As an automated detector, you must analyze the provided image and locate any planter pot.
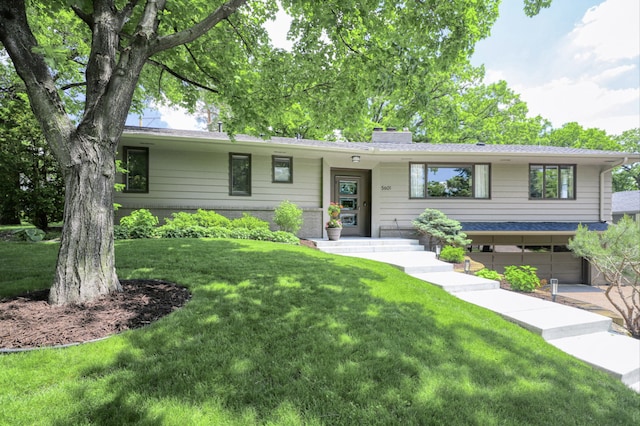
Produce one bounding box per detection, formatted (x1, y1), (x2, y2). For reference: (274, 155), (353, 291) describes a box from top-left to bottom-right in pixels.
(326, 227), (342, 241)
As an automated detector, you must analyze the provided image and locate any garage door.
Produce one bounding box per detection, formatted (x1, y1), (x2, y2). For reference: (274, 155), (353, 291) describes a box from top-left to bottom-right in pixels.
(468, 235), (584, 284)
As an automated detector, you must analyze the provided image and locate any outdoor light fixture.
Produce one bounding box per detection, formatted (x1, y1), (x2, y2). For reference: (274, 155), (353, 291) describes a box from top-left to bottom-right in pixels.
(351, 155), (361, 163)
(464, 259), (471, 274)
(550, 278), (559, 302)
(434, 245), (441, 259)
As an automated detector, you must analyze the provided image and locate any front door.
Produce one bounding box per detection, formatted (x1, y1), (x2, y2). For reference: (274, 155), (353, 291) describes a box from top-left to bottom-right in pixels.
(332, 169), (371, 237)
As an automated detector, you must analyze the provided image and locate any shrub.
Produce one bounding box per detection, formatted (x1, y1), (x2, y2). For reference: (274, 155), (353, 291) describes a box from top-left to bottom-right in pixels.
(192, 209), (231, 228)
(439, 246), (465, 263)
(475, 268), (502, 281)
(118, 209), (158, 239)
(230, 213), (269, 230)
(504, 265), (540, 292)
(12, 228), (45, 242)
(248, 228), (275, 241)
(273, 201), (303, 234)
(164, 211), (198, 228)
(271, 231), (300, 244)
(413, 208), (471, 248)
(229, 228), (253, 239)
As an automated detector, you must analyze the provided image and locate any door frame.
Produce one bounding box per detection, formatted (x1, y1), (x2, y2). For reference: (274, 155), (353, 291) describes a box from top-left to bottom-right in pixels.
(330, 168), (372, 237)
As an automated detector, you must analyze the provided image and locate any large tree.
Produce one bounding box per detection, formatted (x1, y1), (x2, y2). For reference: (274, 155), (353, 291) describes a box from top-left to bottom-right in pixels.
(0, 0), (550, 305)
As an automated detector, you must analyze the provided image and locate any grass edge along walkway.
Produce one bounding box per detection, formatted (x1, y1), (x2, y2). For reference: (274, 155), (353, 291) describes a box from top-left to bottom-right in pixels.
(1, 238), (638, 425)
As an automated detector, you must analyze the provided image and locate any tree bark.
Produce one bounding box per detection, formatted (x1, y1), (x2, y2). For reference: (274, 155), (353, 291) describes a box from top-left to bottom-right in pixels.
(48, 135), (121, 305)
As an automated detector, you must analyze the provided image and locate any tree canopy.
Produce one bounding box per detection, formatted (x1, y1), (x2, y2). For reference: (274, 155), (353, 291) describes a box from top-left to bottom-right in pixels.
(2, 0), (531, 304)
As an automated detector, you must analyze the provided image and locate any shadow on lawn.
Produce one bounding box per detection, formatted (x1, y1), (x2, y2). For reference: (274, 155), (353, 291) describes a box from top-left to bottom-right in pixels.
(65, 240), (638, 425)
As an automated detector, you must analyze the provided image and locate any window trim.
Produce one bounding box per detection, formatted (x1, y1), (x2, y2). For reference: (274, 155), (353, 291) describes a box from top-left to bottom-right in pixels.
(409, 162), (491, 199)
(529, 164), (576, 200)
(272, 155), (293, 183)
(122, 146), (149, 193)
(229, 153), (252, 196)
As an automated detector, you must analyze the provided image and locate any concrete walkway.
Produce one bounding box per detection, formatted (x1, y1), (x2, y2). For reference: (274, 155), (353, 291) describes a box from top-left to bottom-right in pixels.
(313, 238), (640, 392)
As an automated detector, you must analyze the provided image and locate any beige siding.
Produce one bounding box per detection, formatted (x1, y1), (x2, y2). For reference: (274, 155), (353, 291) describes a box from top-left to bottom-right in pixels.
(116, 147), (322, 210)
(375, 163), (606, 229)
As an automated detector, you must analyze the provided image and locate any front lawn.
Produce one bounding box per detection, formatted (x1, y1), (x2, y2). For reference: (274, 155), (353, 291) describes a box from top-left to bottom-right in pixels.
(0, 239), (638, 425)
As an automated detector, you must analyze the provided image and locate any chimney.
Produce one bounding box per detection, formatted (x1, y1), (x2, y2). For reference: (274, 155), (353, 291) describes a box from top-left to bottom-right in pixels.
(371, 128), (412, 144)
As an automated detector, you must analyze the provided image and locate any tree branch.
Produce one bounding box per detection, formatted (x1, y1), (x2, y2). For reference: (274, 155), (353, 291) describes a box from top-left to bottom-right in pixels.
(152, 0), (248, 55)
(147, 58), (219, 94)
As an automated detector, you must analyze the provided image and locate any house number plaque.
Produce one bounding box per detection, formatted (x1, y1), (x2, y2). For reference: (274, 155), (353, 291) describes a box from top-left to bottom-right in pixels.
(381, 186), (392, 191)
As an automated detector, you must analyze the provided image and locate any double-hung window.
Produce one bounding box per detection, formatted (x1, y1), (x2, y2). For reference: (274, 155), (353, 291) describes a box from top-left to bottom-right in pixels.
(529, 164), (575, 199)
(229, 153), (251, 196)
(410, 163), (490, 199)
(123, 146), (149, 193)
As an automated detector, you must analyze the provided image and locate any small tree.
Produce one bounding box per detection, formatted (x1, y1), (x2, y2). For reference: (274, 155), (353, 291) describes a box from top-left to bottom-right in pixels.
(273, 201), (303, 235)
(568, 216), (640, 338)
(413, 208), (471, 249)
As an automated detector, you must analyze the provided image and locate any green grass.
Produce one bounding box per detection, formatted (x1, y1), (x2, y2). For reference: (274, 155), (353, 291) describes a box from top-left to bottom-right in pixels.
(1, 238), (638, 425)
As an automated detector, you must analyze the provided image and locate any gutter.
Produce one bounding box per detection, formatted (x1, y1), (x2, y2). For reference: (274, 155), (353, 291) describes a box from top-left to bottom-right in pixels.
(600, 157), (628, 222)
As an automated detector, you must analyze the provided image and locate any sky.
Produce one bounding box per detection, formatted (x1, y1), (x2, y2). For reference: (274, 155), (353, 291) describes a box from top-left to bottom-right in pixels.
(129, 0), (640, 136)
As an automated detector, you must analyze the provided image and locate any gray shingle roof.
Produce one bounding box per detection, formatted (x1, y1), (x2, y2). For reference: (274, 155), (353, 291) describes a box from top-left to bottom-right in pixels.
(461, 222), (609, 232)
(612, 191), (640, 214)
(123, 126), (638, 158)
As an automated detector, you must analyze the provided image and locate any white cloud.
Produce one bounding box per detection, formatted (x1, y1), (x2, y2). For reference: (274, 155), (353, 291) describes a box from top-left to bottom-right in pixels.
(570, 0), (640, 62)
(154, 103), (202, 130)
(515, 77), (640, 134)
(264, 8), (293, 51)
(592, 64), (637, 83)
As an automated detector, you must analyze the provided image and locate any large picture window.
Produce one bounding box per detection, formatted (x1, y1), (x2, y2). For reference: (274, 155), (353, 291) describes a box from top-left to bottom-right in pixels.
(229, 153), (251, 196)
(410, 163), (490, 199)
(529, 164), (575, 199)
(123, 146), (149, 193)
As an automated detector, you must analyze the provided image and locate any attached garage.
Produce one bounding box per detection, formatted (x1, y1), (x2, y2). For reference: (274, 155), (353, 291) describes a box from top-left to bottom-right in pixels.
(462, 222), (608, 285)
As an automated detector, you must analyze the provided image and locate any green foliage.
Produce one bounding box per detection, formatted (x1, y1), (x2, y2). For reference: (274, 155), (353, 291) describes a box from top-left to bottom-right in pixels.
(230, 212), (270, 230)
(273, 200), (303, 234)
(126, 209), (299, 244)
(192, 209), (232, 228)
(475, 268), (502, 281)
(0, 65), (64, 228)
(568, 216), (640, 337)
(413, 209), (471, 248)
(504, 265), (541, 292)
(613, 128), (640, 191)
(118, 209), (159, 239)
(12, 228), (45, 242)
(439, 246), (465, 263)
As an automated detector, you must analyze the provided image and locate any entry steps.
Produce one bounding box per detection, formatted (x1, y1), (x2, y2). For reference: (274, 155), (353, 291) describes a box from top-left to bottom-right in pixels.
(312, 237), (640, 392)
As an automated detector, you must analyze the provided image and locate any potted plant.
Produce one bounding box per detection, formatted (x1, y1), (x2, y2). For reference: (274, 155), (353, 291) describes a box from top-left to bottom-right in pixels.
(326, 202), (343, 240)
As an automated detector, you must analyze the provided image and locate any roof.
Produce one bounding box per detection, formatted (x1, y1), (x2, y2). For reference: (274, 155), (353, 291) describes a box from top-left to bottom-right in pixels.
(123, 126), (640, 162)
(461, 222), (609, 233)
(612, 191), (640, 214)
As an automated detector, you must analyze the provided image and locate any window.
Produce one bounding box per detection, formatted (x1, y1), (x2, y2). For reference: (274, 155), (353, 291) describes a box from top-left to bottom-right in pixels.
(410, 163), (490, 199)
(529, 164), (575, 199)
(229, 153), (251, 196)
(272, 156), (293, 183)
(123, 147), (149, 193)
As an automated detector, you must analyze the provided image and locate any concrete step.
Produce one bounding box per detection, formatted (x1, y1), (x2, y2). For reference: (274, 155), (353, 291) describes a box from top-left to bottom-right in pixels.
(457, 289), (613, 340)
(549, 331), (640, 390)
(343, 251), (454, 274)
(314, 238), (423, 254)
(412, 271), (500, 292)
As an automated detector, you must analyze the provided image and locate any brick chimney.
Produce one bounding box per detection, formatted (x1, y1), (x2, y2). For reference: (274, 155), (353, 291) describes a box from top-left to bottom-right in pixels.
(371, 128), (412, 144)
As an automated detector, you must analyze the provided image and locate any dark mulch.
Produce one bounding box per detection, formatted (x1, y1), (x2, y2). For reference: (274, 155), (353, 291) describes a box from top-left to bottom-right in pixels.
(0, 280), (191, 350)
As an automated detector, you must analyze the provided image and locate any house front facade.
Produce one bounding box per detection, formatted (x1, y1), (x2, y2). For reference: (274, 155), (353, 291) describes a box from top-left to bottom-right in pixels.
(115, 126), (639, 285)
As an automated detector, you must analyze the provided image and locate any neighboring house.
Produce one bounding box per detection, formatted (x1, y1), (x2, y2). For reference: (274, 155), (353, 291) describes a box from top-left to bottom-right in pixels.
(612, 190), (640, 222)
(116, 127), (640, 285)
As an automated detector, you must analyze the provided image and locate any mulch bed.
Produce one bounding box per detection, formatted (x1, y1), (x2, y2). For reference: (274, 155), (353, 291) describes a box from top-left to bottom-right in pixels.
(0, 280), (191, 350)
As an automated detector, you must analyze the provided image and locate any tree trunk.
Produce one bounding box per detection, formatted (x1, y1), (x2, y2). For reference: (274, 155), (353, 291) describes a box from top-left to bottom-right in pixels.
(48, 137), (121, 305)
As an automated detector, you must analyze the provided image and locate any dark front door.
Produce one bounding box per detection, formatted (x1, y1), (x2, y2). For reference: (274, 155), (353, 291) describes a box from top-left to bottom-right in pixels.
(332, 169), (371, 237)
